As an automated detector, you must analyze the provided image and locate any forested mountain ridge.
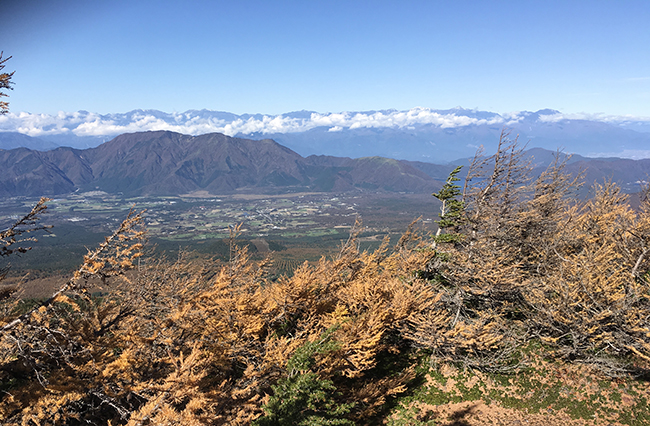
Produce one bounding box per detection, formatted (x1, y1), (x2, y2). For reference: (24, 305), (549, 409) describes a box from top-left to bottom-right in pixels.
(2, 129), (649, 198)
(0, 131), (443, 197)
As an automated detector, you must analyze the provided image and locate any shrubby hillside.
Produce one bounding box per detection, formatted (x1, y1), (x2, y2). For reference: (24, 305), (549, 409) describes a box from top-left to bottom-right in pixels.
(1, 132), (650, 425)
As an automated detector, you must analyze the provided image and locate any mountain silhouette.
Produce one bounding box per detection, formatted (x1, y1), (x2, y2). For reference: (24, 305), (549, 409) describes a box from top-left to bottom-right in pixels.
(0, 131), (442, 197)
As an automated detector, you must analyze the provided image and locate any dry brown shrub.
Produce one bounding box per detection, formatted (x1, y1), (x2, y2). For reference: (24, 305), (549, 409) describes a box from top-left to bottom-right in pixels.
(528, 181), (650, 371)
(407, 130), (650, 375)
(1, 209), (435, 424)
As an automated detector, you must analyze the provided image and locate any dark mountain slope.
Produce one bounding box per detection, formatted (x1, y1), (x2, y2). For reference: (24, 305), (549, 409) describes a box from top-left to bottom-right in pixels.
(4, 131), (650, 198)
(79, 131), (310, 195)
(564, 158), (650, 194)
(302, 155), (441, 193)
(0, 148), (75, 197)
(42, 147), (94, 186)
(0, 131), (444, 197)
(339, 157), (437, 193)
(408, 147), (650, 196)
(400, 161), (459, 182)
(0, 132), (59, 151)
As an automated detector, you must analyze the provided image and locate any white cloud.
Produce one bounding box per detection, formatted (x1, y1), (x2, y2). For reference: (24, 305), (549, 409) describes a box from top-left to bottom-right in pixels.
(3, 108), (502, 137)
(0, 112), (75, 136)
(4, 108), (650, 140)
(538, 111), (650, 124)
(501, 111), (528, 124)
(588, 149), (650, 160)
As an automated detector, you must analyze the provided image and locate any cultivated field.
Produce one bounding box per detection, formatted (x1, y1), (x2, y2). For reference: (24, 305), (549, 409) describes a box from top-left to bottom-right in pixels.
(0, 190), (439, 293)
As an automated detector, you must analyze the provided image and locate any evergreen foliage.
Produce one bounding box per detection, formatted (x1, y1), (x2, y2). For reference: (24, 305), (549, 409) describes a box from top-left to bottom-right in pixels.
(254, 326), (355, 426)
(431, 165), (464, 245)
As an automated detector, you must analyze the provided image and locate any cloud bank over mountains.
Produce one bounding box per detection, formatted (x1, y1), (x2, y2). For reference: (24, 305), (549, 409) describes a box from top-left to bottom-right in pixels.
(3, 107), (650, 162)
(0, 108), (505, 138)
(3, 107), (650, 140)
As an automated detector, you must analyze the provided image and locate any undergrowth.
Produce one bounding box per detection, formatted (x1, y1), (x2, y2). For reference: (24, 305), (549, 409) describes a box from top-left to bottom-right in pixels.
(389, 343), (650, 425)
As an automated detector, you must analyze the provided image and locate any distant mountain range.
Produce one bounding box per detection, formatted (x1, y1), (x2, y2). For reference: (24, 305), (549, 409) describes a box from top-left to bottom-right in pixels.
(1, 130), (649, 199)
(0, 131), (448, 198)
(2, 107), (650, 162)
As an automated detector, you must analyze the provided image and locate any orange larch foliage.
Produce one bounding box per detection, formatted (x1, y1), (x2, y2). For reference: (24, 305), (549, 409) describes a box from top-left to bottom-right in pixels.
(408, 132), (650, 375)
(1, 213), (434, 424)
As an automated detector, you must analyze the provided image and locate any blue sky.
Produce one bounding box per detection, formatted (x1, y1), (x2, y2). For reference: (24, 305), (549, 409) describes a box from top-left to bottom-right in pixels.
(2, 0), (650, 116)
